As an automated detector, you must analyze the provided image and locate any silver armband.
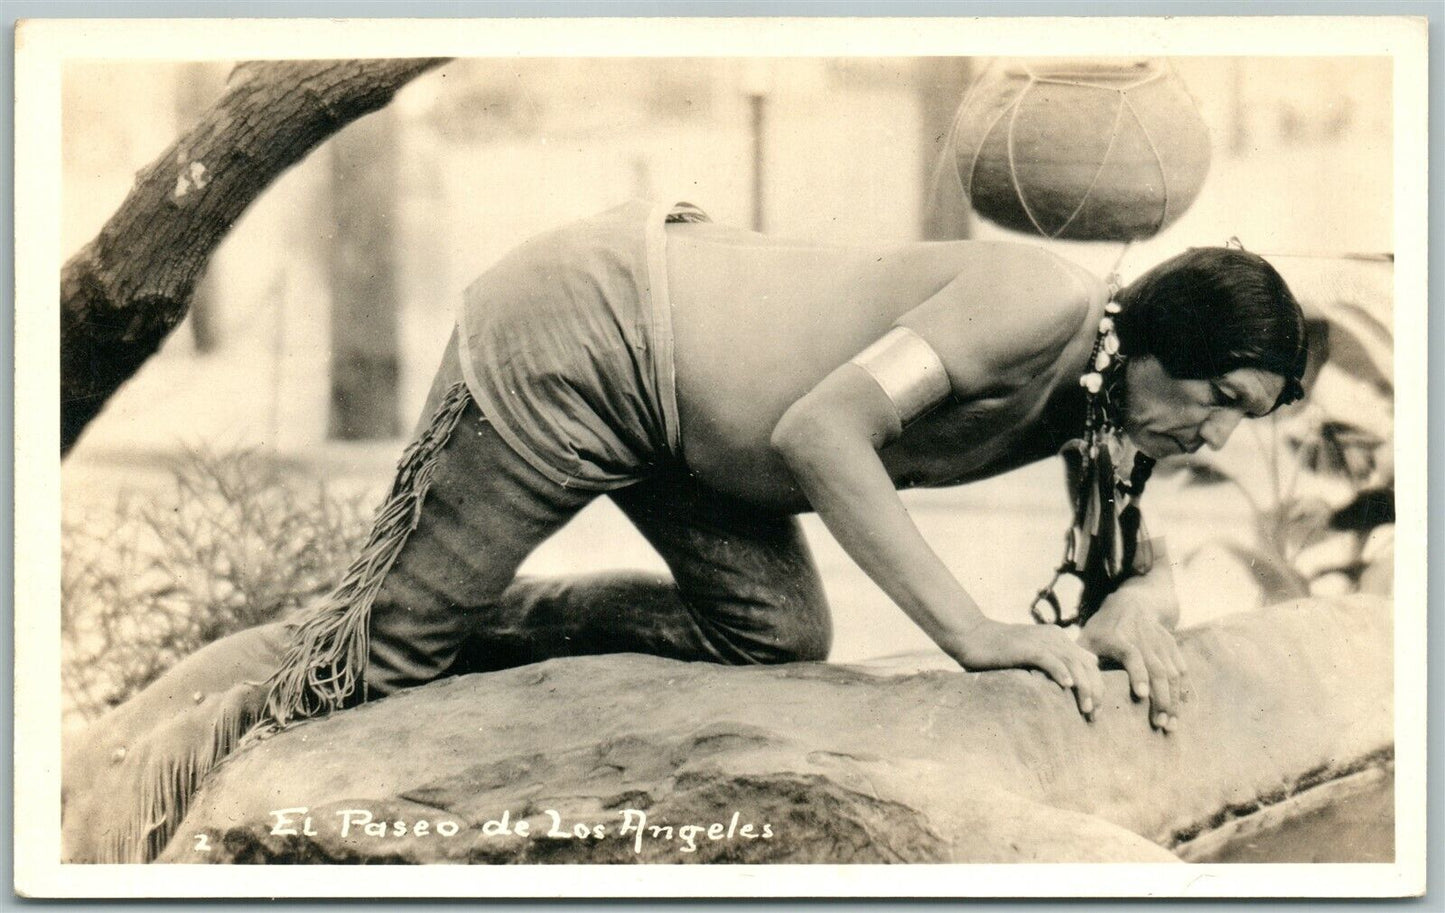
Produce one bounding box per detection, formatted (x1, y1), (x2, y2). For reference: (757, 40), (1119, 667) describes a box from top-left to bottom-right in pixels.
(848, 326), (952, 425)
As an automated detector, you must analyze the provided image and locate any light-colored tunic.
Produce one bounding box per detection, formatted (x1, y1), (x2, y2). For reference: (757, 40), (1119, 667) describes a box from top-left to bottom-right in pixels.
(457, 200), (706, 490)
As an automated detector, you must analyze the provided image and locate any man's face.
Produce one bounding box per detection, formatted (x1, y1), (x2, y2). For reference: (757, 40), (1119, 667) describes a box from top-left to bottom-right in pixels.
(1122, 355), (1287, 459)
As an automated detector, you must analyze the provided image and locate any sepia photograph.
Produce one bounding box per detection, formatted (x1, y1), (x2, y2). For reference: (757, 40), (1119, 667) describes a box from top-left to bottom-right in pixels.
(13, 14), (1428, 899)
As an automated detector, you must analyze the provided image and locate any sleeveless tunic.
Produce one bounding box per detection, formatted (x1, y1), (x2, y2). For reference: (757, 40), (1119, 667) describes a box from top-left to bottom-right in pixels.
(457, 199), (706, 490)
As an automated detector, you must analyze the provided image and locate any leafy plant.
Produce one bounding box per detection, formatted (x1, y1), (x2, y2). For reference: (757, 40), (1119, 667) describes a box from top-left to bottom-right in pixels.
(62, 448), (372, 721)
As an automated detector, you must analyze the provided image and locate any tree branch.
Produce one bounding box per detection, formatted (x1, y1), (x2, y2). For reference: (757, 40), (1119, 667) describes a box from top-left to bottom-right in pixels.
(60, 57), (449, 456)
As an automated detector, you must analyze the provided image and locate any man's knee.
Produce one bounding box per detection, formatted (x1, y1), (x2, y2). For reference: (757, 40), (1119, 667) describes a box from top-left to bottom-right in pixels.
(780, 563), (832, 661)
(775, 607), (832, 663)
(707, 578), (832, 664)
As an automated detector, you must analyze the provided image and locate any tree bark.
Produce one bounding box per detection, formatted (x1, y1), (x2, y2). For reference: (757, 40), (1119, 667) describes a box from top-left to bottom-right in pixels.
(60, 57), (448, 457)
(173, 61), (229, 355)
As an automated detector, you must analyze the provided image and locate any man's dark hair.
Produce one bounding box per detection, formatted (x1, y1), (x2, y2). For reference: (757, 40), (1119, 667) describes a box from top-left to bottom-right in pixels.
(1114, 247), (1307, 409)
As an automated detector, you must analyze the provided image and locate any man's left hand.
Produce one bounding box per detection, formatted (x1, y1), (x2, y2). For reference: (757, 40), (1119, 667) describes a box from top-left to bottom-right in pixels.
(1078, 597), (1188, 732)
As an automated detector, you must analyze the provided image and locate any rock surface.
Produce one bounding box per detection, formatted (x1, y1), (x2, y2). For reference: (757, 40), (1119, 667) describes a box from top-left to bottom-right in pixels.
(150, 595), (1391, 864)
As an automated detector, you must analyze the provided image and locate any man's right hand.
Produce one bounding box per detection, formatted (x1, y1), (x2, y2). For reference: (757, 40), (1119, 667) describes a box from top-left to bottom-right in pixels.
(771, 364), (1101, 725)
(949, 619), (1105, 720)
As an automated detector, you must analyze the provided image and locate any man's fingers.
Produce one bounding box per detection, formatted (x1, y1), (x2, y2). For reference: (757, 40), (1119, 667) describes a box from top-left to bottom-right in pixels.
(1086, 644), (1103, 716)
(1063, 652), (1100, 718)
(1165, 635), (1188, 675)
(1082, 651), (1105, 717)
(1152, 646), (1182, 715)
(1119, 647), (1150, 702)
(1033, 653), (1074, 693)
(1033, 643), (1100, 719)
(1147, 657), (1174, 727)
(1163, 635), (1192, 702)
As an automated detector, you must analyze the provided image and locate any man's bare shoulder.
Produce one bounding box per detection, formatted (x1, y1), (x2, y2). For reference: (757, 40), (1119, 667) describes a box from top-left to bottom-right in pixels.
(896, 244), (1097, 399)
(969, 241), (1095, 308)
(905, 244), (1095, 342)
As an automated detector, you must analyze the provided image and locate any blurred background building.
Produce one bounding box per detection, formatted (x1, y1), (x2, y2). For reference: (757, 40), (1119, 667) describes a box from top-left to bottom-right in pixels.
(61, 57), (1394, 661)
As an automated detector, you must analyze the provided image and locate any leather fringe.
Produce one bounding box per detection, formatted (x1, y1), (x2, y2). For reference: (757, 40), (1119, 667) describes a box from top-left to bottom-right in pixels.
(264, 381), (473, 727)
(83, 676), (267, 863)
(72, 384), (473, 864)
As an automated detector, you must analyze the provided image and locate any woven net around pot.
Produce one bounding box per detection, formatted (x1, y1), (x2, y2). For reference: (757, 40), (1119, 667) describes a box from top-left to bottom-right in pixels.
(946, 58), (1212, 242)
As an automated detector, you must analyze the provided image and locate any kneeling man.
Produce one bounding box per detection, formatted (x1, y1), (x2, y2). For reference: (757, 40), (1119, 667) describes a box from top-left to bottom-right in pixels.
(68, 199), (1307, 861)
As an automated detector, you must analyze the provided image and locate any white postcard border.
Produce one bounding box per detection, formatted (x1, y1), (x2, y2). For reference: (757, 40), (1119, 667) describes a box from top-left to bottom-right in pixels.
(14, 13), (1430, 899)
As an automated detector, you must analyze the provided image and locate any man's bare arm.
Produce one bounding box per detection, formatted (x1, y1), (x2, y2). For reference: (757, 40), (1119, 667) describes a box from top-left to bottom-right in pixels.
(770, 355), (1104, 718)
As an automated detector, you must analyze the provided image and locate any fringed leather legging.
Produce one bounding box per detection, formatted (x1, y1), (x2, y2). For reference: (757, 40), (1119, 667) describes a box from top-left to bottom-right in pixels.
(272, 332), (833, 721)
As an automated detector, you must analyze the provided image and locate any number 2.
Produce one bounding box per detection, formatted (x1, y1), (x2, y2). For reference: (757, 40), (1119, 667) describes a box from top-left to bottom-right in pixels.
(193, 833), (212, 853)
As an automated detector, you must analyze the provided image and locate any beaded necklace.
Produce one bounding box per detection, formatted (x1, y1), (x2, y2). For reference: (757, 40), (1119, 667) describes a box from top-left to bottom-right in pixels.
(1030, 279), (1156, 627)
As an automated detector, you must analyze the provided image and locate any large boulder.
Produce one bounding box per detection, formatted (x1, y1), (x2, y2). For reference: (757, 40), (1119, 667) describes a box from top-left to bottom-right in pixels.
(141, 595), (1390, 864)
